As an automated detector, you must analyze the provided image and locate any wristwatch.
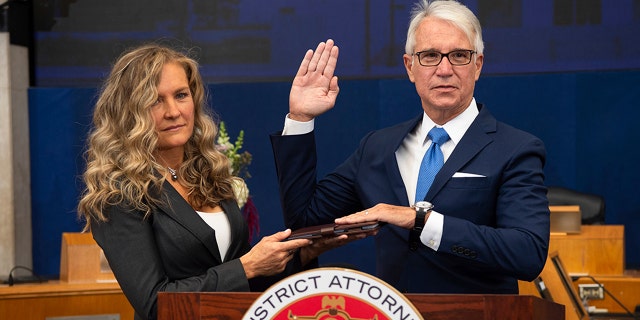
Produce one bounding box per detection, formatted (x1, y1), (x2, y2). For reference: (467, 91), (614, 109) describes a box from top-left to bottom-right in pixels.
(413, 201), (434, 231)
(409, 201), (434, 251)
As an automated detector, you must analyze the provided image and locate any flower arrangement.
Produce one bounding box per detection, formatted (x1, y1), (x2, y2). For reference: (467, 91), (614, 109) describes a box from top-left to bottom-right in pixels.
(216, 122), (253, 181)
(216, 121), (259, 241)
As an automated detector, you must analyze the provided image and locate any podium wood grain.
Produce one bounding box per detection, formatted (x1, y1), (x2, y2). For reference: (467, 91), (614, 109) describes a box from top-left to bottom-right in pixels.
(158, 292), (564, 320)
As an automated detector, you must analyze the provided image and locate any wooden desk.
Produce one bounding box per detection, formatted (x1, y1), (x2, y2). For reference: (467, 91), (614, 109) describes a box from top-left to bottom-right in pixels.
(521, 225), (638, 316)
(0, 281), (134, 320)
(574, 275), (640, 314)
(549, 225), (625, 275)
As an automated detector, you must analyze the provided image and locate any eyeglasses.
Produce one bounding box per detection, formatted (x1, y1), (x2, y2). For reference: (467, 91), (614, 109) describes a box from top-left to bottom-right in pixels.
(413, 49), (476, 66)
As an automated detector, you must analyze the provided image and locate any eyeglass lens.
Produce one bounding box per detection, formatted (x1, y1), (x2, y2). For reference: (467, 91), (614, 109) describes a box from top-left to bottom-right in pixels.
(418, 50), (473, 66)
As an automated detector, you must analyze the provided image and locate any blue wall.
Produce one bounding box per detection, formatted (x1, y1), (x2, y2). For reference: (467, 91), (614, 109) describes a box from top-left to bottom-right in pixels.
(29, 70), (640, 277)
(33, 1), (640, 86)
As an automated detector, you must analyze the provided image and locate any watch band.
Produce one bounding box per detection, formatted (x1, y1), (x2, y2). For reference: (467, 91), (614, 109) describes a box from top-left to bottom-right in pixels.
(409, 202), (433, 251)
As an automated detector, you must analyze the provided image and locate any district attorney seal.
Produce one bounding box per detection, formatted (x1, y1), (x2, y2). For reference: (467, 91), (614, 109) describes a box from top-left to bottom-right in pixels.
(243, 267), (424, 320)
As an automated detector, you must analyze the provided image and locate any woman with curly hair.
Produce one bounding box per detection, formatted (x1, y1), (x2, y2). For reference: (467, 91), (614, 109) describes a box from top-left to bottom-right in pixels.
(77, 43), (316, 320)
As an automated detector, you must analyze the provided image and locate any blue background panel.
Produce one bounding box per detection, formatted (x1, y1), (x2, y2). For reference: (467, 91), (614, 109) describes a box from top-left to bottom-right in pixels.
(29, 71), (640, 276)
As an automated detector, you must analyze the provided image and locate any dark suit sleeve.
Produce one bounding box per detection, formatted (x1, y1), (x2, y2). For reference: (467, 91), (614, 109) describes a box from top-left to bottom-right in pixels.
(91, 204), (251, 320)
(270, 131), (365, 229)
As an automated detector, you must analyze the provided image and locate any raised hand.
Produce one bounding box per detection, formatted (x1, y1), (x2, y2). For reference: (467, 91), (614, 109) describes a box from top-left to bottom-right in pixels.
(289, 39), (340, 122)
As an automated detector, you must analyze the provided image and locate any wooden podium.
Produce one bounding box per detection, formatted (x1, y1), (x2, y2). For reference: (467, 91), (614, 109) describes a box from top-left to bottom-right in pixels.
(157, 292), (563, 320)
(60, 232), (116, 283)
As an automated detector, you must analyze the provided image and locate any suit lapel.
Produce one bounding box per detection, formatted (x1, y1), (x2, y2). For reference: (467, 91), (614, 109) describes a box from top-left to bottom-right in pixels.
(426, 104), (497, 201)
(157, 181), (224, 263)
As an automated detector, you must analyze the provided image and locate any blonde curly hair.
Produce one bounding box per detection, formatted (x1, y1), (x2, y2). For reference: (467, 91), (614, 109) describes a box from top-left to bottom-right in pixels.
(78, 43), (238, 230)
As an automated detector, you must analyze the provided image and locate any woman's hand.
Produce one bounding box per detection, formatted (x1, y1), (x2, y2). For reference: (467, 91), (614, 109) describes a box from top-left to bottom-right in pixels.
(240, 229), (311, 279)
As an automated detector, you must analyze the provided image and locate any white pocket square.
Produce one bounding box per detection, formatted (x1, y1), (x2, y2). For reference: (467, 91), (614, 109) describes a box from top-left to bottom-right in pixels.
(452, 172), (486, 178)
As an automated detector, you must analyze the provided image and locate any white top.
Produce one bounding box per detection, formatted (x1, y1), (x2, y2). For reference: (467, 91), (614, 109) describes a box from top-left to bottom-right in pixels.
(196, 210), (231, 261)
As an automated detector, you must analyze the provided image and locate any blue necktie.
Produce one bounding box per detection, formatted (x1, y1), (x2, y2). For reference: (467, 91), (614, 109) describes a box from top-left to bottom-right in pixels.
(415, 127), (450, 203)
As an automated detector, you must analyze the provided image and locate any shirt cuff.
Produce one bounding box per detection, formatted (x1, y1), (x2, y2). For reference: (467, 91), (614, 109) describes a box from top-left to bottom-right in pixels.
(282, 113), (314, 136)
(420, 210), (444, 251)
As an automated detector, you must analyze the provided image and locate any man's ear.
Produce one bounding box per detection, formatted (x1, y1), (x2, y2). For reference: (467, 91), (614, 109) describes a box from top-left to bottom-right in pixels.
(403, 54), (416, 83)
(474, 53), (484, 81)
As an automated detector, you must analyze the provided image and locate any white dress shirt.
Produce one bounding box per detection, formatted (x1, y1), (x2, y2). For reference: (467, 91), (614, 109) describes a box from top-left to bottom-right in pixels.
(396, 99), (478, 250)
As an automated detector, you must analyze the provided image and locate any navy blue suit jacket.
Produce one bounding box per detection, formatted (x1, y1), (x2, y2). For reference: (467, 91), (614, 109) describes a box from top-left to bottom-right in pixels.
(271, 104), (550, 293)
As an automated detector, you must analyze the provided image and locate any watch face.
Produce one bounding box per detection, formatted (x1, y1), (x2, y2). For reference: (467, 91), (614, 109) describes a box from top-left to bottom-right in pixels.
(414, 201), (433, 210)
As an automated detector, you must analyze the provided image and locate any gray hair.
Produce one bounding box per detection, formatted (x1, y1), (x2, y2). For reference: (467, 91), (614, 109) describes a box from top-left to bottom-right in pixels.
(405, 0), (484, 55)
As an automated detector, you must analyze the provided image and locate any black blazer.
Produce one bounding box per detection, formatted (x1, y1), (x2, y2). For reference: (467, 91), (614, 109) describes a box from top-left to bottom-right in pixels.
(91, 181), (293, 320)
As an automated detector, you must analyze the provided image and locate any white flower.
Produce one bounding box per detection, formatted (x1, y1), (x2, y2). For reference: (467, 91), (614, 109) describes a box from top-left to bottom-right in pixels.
(232, 178), (250, 208)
